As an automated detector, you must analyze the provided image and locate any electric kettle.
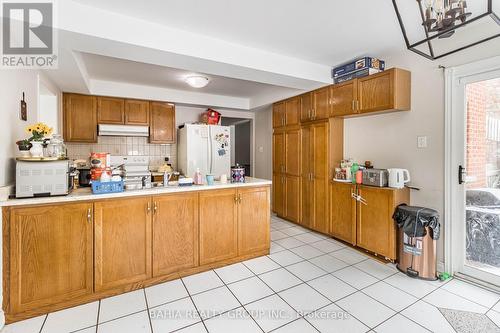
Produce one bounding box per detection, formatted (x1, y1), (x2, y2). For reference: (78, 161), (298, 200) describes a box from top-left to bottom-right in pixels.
(387, 169), (410, 189)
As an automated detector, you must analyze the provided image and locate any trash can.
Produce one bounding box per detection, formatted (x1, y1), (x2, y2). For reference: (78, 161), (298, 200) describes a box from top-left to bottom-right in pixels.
(393, 205), (440, 281)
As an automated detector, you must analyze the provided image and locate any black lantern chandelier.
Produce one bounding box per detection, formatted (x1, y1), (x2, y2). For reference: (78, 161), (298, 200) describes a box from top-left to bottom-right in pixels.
(392, 0), (500, 60)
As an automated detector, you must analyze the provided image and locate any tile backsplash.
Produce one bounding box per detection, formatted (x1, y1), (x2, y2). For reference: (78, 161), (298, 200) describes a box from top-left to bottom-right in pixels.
(66, 136), (176, 170)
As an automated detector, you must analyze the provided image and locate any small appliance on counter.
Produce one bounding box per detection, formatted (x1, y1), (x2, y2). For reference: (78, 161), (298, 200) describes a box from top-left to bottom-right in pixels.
(362, 169), (389, 187)
(15, 158), (71, 198)
(78, 168), (92, 187)
(231, 164), (245, 183)
(388, 168), (411, 189)
(110, 156), (151, 190)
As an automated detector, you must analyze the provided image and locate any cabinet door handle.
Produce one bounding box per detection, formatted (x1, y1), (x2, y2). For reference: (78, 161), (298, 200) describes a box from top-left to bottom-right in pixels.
(352, 100), (355, 110)
(238, 193), (242, 203)
(356, 100), (359, 110)
(147, 202), (151, 214)
(308, 109), (311, 119)
(234, 195), (238, 203)
(87, 208), (92, 223)
(153, 202), (158, 214)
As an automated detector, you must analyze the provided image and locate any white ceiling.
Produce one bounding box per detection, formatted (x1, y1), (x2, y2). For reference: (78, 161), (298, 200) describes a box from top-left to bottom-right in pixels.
(49, 0), (500, 110)
(71, 0), (404, 66)
(79, 52), (297, 99)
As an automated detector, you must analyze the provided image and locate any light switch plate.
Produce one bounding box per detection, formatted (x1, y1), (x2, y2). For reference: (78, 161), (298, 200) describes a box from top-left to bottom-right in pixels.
(258, 146), (264, 153)
(417, 136), (428, 148)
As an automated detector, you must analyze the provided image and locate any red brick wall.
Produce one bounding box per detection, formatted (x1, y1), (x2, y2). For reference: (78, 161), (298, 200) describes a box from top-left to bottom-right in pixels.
(466, 82), (487, 189)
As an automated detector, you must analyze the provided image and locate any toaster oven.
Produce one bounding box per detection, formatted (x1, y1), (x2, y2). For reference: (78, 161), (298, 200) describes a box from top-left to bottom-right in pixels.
(16, 159), (70, 198)
(362, 168), (389, 187)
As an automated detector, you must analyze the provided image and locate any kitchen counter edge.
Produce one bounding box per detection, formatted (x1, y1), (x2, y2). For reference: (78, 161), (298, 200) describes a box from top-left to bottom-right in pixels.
(0, 177), (272, 207)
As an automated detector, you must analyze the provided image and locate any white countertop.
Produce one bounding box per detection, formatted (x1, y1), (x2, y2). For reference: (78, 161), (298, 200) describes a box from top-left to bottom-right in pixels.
(0, 177), (272, 207)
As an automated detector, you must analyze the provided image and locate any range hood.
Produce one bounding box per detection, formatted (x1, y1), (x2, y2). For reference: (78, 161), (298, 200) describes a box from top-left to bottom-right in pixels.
(98, 124), (149, 137)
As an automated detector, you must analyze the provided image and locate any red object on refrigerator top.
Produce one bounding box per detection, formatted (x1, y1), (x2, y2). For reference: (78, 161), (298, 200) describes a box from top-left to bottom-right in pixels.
(204, 109), (221, 125)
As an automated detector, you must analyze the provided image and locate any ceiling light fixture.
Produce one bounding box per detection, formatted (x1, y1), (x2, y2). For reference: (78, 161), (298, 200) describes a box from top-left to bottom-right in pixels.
(392, 0), (500, 60)
(185, 76), (210, 88)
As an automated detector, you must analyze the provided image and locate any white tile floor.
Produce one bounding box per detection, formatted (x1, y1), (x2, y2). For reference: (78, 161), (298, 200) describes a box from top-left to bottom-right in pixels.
(5, 215), (500, 333)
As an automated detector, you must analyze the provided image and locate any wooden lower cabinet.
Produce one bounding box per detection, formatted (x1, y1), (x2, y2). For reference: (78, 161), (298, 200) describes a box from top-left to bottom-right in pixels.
(199, 189), (238, 265)
(238, 187), (270, 256)
(94, 197), (152, 292)
(330, 182), (356, 245)
(3, 185), (271, 323)
(356, 186), (409, 259)
(272, 173), (285, 217)
(7, 203), (93, 313)
(285, 176), (300, 223)
(313, 178), (329, 234)
(152, 193), (199, 277)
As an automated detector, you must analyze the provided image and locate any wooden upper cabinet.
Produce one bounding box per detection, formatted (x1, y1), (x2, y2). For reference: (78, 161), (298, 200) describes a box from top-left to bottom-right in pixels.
(94, 197), (152, 292)
(285, 128), (300, 176)
(273, 102), (285, 128)
(238, 187), (270, 256)
(300, 92), (313, 122)
(357, 68), (411, 114)
(97, 97), (125, 124)
(63, 93), (97, 143)
(312, 87), (330, 120)
(125, 99), (150, 125)
(152, 193), (199, 277)
(330, 182), (356, 245)
(8, 203), (93, 313)
(199, 189), (238, 265)
(150, 102), (175, 143)
(330, 80), (358, 117)
(356, 186), (409, 259)
(285, 97), (300, 126)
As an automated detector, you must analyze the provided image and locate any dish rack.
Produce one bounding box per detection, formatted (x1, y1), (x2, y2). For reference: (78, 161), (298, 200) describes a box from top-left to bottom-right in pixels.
(91, 180), (124, 194)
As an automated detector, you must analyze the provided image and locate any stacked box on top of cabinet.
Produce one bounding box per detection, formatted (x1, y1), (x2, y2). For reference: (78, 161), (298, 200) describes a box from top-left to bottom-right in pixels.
(332, 57), (385, 84)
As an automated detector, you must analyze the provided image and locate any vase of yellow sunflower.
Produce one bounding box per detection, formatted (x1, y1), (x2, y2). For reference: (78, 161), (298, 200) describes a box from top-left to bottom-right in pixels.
(25, 122), (53, 157)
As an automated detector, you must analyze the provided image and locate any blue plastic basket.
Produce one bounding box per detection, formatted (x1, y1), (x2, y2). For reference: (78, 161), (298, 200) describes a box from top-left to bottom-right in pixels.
(91, 180), (124, 194)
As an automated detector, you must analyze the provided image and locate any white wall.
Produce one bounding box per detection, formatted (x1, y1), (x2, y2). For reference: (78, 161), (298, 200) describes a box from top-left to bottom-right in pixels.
(39, 95), (59, 134)
(253, 106), (273, 180)
(0, 71), (40, 187)
(344, 52), (446, 259)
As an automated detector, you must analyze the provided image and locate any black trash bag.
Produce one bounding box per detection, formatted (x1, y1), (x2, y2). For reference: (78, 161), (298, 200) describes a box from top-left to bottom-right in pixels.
(393, 204), (440, 240)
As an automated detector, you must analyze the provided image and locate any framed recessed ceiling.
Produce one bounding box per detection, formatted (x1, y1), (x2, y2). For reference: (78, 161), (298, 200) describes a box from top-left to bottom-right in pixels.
(392, 0), (500, 60)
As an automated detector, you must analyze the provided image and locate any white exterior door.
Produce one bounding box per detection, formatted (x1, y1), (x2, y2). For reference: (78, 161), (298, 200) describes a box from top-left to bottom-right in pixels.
(447, 56), (500, 286)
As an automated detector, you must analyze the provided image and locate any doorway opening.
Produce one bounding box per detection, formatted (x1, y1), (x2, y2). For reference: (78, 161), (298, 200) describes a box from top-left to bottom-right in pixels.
(464, 77), (500, 278)
(446, 57), (500, 287)
(221, 117), (252, 177)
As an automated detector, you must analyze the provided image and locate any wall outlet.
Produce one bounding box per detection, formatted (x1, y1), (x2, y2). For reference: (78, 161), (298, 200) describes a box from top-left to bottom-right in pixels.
(258, 146), (264, 153)
(417, 136), (428, 148)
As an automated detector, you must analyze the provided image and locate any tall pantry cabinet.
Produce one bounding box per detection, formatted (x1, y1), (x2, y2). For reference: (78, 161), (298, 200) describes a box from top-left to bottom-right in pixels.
(301, 121), (329, 233)
(272, 98), (301, 223)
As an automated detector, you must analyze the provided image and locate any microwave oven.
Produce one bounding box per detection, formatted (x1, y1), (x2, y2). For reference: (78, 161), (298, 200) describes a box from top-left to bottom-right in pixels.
(16, 159), (70, 198)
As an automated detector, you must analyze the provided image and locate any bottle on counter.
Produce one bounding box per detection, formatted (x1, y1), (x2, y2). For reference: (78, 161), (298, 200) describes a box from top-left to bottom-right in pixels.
(193, 168), (203, 185)
(350, 163), (359, 184)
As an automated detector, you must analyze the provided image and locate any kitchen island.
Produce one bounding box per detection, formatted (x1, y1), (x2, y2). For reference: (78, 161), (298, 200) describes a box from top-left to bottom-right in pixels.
(1, 177), (271, 323)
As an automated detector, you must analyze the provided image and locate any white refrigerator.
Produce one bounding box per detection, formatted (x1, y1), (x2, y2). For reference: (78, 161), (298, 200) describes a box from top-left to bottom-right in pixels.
(177, 124), (231, 179)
